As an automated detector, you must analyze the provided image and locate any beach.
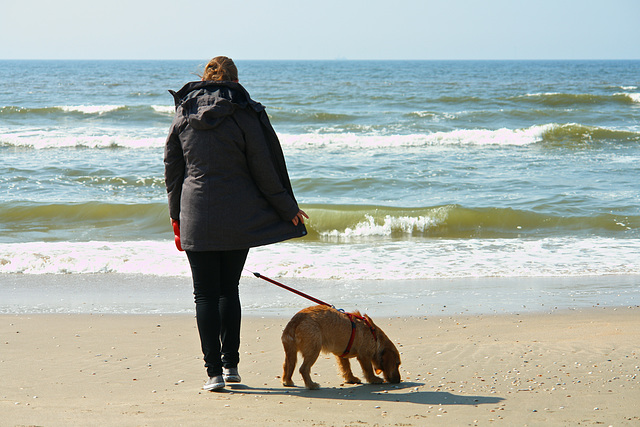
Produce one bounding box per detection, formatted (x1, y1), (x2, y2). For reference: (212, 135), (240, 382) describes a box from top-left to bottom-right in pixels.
(3, 302), (639, 426)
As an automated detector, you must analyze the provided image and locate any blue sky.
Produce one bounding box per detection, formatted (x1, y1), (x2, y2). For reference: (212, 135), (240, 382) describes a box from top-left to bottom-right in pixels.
(2, 0), (639, 60)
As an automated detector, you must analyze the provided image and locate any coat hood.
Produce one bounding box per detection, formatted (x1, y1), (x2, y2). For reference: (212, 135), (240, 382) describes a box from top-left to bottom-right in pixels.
(169, 81), (265, 130)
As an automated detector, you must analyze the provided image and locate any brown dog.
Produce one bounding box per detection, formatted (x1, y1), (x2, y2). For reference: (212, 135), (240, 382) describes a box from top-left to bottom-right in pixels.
(281, 305), (401, 389)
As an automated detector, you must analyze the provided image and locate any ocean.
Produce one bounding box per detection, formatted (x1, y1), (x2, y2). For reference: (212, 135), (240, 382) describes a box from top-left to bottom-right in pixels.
(1, 59), (639, 315)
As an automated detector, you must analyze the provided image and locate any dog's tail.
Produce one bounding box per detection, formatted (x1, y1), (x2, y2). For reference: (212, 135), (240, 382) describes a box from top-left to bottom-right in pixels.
(281, 323), (298, 385)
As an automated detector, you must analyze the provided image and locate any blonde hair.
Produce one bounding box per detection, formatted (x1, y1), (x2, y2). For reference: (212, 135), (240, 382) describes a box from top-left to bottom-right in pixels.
(201, 56), (238, 82)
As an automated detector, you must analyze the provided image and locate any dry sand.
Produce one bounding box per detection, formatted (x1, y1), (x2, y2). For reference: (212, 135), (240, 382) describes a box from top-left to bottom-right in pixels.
(2, 307), (639, 426)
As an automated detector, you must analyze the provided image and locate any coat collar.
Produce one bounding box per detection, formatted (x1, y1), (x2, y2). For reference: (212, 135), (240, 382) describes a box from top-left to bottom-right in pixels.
(169, 81), (265, 113)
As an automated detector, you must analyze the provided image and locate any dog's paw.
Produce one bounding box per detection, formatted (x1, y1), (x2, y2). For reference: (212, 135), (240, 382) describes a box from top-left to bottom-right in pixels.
(344, 375), (361, 384)
(367, 376), (384, 384)
(282, 380), (295, 387)
(305, 382), (320, 390)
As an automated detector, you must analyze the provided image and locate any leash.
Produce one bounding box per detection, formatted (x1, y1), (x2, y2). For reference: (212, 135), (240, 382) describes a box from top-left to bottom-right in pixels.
(246, 269), (377, 356)
(247, 269), (333, 308)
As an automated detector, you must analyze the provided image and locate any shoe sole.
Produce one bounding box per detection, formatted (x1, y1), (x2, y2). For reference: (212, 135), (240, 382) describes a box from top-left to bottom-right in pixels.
(224, 375), (241, 383)
(203, 382), (225, 391)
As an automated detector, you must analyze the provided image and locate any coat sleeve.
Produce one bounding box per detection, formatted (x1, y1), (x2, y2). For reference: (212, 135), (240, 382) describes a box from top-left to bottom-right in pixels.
(164, 116), (186, 221)
(234, 108), (300, 221)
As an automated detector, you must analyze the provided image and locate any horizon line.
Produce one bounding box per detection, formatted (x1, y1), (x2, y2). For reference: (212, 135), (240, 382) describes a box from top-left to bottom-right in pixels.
(1, 58), (639, 62)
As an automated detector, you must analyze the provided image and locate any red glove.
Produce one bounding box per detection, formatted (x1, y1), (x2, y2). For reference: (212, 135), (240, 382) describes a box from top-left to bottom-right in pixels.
(171, 219), (184, 251)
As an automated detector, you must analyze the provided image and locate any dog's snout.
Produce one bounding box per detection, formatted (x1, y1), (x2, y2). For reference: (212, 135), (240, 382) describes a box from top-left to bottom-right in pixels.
(387, 371), (401, 383)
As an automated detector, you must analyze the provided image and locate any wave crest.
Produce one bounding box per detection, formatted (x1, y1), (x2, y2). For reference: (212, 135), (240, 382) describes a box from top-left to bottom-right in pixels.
(540, 123), (640, 146)
(514, 92), (639, 106)
(278, 124), (638, 150)
(0, 133), (165, 149)
(1, 123), (637, 150)
(0, 104), (173, 117)
(302, 204), (637, 240)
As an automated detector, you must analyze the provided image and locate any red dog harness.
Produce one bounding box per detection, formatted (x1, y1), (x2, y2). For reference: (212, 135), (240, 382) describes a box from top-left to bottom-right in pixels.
(340, 312), (377, 357)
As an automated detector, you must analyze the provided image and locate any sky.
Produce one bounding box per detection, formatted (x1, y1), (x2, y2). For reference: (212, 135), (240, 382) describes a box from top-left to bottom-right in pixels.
(2, 0), (639, 60)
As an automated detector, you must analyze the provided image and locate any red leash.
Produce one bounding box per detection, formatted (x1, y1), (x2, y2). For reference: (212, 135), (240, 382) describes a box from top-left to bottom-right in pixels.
(249, 270), (377, 356)
(250, 271), (333, 307)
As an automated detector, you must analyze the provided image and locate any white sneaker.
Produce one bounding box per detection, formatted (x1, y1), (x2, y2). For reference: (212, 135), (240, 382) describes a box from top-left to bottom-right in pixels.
(223, 367), (241, 383)
(203, 375), (225, 391)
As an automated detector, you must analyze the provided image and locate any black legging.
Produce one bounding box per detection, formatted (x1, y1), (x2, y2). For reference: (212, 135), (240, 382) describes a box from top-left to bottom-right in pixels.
(186, 249), (249, 377)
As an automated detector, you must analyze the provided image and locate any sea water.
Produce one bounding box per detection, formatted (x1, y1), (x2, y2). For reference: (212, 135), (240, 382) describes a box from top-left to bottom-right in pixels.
(1, 60), (639, 314)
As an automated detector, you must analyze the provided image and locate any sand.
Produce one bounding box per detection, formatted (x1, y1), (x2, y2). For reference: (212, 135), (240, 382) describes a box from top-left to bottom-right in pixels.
(2, 307), (639, 426)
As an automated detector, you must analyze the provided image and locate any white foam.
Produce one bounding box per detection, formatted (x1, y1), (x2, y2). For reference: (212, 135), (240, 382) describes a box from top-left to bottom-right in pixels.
(246, 238), (640, 280)
(1, 127), (546, 151)
(426, 125), (550, 146)
(59, 105), (126, 114)
(0, 241), (191, 276)
(0, 130), (165, 149)
(278, 124), (551, 150)
(320, 212), (445, 239)
(410, 111), (458, 121)
(613, 92), (640, 103)
(521, 92), (562, 97)
(3, 121), (620, 151)
(151, 105), (176, 115)
(2, 237), (639, 280)
(627, 93), (640, 103)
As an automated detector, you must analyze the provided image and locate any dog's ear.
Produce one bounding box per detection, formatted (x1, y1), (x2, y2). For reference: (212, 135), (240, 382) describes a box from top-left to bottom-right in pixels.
(374, 348), (385, 374)
(364, 314), (377, 330)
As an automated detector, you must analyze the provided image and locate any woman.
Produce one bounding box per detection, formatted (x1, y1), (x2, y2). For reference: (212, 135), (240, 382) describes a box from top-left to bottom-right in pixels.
(164, 56), (308, 391)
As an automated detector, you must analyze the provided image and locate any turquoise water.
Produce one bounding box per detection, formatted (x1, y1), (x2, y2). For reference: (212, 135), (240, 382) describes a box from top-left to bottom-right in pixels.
(1, 60), (639, 282)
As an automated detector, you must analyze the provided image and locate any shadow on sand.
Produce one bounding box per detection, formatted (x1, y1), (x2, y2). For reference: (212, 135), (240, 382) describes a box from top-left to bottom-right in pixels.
(219, 382), (504, 406)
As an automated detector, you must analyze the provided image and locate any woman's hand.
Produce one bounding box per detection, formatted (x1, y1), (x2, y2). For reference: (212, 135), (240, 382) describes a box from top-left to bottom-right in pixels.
(291, 209), (309, 226)
(171, 218), (184, 251)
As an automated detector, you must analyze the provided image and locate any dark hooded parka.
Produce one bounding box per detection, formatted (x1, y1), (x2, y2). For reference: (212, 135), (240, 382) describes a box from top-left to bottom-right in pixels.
(164, 81), (307, 251)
